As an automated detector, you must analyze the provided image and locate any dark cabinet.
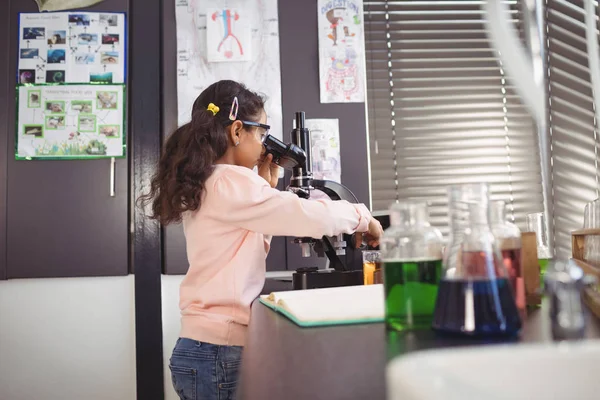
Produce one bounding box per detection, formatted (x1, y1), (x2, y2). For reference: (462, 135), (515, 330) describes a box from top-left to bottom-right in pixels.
(6, 159), (128, 278)
(0, 2), (8, 281)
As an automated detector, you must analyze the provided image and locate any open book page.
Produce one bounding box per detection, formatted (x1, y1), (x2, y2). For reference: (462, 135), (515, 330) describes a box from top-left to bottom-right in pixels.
(261, 284), (384, 323)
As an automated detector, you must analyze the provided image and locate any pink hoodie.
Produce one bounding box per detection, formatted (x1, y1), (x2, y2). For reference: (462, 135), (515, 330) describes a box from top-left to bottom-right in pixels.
(179, 164), (372, 346)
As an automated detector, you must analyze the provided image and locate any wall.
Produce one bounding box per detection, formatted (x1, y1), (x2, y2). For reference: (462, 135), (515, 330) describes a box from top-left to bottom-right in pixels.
(0, 276), (137, 400)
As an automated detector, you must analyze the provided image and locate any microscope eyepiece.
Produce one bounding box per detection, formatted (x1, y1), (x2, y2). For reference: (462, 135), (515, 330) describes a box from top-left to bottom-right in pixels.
(262, 134), (306, 170)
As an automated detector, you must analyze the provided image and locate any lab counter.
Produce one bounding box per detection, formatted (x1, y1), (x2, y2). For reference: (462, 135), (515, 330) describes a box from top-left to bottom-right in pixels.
(236, 297), (600, 400)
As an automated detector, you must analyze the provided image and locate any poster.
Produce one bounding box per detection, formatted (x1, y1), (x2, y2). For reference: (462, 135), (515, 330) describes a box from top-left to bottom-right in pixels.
(206, 8), (251, 62)
(18, 12), (126, 85)
(292, 118), (342, 200)
(16, 84), (126, 159)
(175, 0), (283, 140)
(317, 0), (366, 103)
(306, 119), (341, 183)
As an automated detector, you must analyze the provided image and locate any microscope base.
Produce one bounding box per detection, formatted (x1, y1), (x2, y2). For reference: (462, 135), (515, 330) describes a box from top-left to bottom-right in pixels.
(292, 269), (363, 290)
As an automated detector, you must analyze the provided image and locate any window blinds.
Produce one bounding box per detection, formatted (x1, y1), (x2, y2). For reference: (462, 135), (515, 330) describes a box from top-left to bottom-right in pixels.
(546, 0), (599, 259)
(364, 0), (545, 237)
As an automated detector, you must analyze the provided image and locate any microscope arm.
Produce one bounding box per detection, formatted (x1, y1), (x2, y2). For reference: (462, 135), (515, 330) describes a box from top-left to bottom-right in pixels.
(309, 179), (364, 272)
(310, 179), (359, 203)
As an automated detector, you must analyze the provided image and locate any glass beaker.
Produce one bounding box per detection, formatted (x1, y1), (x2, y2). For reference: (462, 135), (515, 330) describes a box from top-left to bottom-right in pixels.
(362, 250), (382, 285)
(380, 201), (444, 330)
(432, 183), (522, 337)
(526, 212), (552, 278)
(490, 201), (525, 316)
(583, 199), (600, 228)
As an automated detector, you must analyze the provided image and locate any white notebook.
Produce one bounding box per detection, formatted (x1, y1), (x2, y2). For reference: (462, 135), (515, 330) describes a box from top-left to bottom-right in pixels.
(259, 284), (384, 327)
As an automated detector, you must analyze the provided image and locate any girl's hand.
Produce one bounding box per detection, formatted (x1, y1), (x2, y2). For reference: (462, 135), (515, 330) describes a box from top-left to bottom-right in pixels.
(258, 153), (280, 188)
(355, 218), (384, 248)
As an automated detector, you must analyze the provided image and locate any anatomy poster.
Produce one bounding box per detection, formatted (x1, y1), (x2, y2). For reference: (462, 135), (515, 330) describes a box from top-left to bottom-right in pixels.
(16, 84), (126, 159)
(206, 8), (251, 62)
(175, 0), (283, 140)
(317, 0), (366, 103)
(18, 12), (126, 85)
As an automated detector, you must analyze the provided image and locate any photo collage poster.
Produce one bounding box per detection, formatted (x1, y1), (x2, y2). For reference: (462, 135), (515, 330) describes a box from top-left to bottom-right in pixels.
(17, 85), (125, 159)
(18, 12), (125, 85)
(16, 11), (126, 159)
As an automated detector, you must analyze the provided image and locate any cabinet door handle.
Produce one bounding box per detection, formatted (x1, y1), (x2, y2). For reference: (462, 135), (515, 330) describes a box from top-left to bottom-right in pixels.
(110, 157), (116, 197)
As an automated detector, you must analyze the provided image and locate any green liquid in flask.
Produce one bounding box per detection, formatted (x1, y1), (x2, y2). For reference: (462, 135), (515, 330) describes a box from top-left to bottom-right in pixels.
(383, 259), (442, 330)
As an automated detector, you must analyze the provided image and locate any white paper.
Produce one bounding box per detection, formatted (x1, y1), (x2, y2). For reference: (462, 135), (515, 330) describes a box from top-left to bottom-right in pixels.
(17, 85), (125, 159)
(35, 0), (105, 12)
(18, 12), (126, 84)
(206, 8), (251, 62)
(176, 0), (283, 140)
(317, 0), (366, 103)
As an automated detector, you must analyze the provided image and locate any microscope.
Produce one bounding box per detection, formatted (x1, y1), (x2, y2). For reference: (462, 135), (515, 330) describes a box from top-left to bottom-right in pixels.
(262, 111), (366, 290)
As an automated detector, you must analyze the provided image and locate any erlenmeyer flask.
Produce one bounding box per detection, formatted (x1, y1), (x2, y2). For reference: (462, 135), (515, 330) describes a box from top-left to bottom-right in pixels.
(380, 201), (444, 330)
(490, 200), (525, 316)
(432, 183), (522, 336)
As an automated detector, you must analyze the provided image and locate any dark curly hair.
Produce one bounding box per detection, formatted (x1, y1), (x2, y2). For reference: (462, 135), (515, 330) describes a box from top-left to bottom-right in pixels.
(139, 80), (265, 225)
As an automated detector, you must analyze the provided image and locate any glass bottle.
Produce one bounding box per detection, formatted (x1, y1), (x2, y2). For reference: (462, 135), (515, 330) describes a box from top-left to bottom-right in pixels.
(380, 201), (444, 330)
(490, 201), (525, 316)
(526, 212), (553, 280)
(432, 183), (522, 337)
(362, 250), (382, 285)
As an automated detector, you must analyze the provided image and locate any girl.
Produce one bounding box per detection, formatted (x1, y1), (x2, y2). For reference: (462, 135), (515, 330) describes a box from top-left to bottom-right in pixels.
(140, 80), (382, 400)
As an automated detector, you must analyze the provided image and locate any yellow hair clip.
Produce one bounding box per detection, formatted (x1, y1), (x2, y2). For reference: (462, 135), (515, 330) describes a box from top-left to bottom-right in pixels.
(207, 103), (220, 116)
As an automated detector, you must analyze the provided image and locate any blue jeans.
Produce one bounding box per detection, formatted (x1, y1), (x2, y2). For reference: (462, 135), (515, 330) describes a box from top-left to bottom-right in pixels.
(169, 337), (243, 400)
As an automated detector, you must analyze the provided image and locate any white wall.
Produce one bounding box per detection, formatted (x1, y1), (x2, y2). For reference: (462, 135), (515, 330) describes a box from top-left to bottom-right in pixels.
(0, 276), (137, 400)
(161, 274), (185, 400)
